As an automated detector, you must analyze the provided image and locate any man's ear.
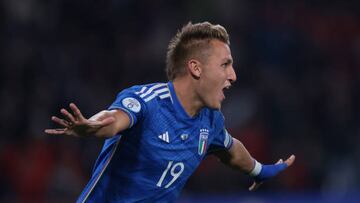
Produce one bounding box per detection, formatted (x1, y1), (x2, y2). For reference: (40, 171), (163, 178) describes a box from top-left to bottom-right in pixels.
(187, 59), (201, 79)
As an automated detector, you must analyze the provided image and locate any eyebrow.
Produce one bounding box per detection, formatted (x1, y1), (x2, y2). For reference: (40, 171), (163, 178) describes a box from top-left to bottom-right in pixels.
(223, 58), (233, 64)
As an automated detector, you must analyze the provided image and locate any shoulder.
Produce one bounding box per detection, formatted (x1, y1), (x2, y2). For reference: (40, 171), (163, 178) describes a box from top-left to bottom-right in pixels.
(116, 83), (166, 97)
(116, 82), (171, 109)
(133, 83), (171, 103)
(109, 82), (171, 126)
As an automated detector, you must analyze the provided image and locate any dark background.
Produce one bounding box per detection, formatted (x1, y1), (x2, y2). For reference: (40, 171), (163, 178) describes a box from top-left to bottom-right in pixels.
(1, 0), (359, 202)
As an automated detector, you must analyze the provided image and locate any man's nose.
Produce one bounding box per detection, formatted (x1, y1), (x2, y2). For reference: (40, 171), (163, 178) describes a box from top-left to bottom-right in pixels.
(228, 66), (237, 83)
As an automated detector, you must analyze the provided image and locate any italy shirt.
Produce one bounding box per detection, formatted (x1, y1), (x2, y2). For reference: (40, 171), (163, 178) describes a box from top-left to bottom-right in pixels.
(77, 82), (233, 203)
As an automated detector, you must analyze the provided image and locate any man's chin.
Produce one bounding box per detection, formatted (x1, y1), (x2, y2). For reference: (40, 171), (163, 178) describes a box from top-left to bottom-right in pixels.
(206, 102), (221, 110)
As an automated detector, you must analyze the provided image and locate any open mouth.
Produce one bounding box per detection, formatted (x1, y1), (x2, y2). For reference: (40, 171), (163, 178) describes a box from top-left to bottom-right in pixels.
(221, 85), (231, 100)
(223, 85), (231, 92)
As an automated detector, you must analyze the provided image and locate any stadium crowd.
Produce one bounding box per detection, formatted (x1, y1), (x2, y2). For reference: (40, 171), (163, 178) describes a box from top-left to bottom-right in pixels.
(1, 1), (359, 202)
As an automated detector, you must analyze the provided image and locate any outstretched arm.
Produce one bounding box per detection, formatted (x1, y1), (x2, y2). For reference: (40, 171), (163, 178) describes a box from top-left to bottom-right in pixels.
(45, 103), (131, 138)
(214, 137), (295, 191)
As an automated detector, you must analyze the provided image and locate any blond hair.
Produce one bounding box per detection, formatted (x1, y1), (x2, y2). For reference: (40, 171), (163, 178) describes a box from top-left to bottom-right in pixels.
(166, 22), (230, 80)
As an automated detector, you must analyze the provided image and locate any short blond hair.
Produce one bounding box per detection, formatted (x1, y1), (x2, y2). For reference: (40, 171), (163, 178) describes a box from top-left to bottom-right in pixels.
(166, 22), (230, 80)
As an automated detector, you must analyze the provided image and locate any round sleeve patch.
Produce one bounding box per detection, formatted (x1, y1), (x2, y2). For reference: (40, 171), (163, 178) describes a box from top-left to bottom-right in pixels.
(121, 97), (141, 113)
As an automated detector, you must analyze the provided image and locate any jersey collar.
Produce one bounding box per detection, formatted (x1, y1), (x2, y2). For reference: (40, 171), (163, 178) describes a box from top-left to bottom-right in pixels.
(167, 82), (201, 121)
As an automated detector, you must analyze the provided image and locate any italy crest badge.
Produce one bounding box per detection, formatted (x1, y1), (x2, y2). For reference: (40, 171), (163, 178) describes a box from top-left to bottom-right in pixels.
(198, 128), (209, 155)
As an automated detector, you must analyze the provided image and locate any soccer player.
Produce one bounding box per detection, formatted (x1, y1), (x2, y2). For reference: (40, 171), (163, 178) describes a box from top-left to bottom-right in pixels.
(45, 22), (295, 202)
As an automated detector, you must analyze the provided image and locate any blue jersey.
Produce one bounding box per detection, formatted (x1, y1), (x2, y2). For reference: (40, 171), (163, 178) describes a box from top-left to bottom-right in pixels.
(77, 82), (233, 203)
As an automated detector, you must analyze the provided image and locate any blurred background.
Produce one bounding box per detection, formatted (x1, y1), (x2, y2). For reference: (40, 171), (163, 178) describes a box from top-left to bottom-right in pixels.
(1, 0), (360, 202)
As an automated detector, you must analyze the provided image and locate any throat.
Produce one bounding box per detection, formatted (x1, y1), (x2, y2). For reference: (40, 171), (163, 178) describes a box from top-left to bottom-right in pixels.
(172, 80), (203, 118)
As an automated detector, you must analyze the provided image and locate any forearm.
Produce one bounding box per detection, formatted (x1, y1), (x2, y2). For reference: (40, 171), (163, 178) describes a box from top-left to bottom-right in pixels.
(216, 138), (255, 173)
(214, 137), (294, 191)
(89, 110), (130, 138)
(220, 138), (294, 186)
(92, 122), (119, 138)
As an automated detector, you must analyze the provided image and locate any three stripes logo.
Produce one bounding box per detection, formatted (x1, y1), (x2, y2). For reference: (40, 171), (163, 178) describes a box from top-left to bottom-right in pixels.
(158, 131), (170, 143)
(198, 129), (209, 155)
(135, 83), (171, 103)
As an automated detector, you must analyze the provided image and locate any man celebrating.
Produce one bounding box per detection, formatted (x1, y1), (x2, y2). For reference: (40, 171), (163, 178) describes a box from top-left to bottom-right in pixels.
(45, 22), (295, 203)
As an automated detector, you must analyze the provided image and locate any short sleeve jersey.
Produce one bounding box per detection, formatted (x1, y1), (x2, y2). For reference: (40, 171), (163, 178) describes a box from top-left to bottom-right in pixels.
(77, 82), (233, 203)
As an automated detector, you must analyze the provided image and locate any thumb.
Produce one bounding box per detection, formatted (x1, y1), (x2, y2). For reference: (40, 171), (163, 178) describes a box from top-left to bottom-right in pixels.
(249, 181), (263, 191)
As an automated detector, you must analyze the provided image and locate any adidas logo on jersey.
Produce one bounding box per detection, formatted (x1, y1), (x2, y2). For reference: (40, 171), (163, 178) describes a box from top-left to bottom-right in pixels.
(158, 131), (170, 143)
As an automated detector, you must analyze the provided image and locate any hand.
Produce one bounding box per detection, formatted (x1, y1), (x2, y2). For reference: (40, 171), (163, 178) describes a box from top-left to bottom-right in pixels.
(249, 154), (295, 191)
(45, 103), (115, 137)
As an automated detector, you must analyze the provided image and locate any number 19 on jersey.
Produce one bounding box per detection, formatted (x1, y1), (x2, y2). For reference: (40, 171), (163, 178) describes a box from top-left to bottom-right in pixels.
(156, 161), (184, 188)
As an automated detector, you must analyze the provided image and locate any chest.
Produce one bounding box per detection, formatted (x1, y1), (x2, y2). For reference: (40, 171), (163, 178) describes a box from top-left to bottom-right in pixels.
(139, 108), (218, 165)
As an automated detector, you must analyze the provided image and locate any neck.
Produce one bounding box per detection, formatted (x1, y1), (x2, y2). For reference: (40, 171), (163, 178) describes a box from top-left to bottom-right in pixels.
(172, 77), (203, 117)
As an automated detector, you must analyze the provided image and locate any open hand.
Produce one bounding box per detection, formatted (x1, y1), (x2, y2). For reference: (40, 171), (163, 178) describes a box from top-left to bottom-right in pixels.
(45, 103), (115, 137)
(249, 154), (295, 191)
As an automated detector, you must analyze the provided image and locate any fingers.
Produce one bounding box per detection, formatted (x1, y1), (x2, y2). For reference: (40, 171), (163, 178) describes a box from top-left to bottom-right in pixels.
(249, 181), (263, 192)
(50, 103), (85, 126)
(45, 128), (76, 136)
(44, 128), (67, 135)
(61, 108), (76, 123)
(285, 154), (296, 167)
(46, 103), (86, 137)
(69, 103), (85, 120)
(275, 155), (295, 167)
(51, 116), (71, 127)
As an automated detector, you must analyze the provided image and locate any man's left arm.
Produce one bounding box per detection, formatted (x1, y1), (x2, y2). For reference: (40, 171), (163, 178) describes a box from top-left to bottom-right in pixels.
(213, 137), (295, 191)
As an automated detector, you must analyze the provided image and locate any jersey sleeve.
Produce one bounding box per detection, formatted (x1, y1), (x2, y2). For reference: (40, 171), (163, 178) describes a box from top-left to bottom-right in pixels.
(207, 112), (233, 155)
(108, 87), (148, 128)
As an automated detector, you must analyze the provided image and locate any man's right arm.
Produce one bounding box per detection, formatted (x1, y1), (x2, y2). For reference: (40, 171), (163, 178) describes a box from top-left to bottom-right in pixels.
(45, 103), (131, 138)
(88, 109), (131, 138)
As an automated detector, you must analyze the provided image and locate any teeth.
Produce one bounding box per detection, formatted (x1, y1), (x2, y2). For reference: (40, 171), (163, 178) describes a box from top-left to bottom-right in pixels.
(222, 85), (231, 92)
